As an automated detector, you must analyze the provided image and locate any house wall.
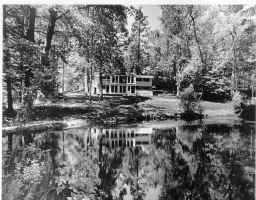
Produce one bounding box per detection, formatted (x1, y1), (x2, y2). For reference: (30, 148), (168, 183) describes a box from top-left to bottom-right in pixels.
(87, 73), (153, 97)
(136, 90), (153, 96)
(136, 75), (153, 96)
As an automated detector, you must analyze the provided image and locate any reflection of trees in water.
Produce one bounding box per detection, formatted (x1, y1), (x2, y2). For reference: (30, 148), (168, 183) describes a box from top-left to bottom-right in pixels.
(152, 125), (254, 200)
(2, 131), (61, 200)
(2, 124), (254, 200)
(95, 134), (125, 200)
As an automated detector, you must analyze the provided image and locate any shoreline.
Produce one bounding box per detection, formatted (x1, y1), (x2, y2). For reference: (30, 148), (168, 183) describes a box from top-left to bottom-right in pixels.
(2, 96), (240, 135)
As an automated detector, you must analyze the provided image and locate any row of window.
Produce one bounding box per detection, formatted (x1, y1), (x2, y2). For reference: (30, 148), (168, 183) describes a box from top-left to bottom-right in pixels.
(105, 130), (135, 138)
(136, 78), (151, 82)
(104, 76), (135, 83)
(104, 140), (150, 148)
(104, 85), (136, 94)
(105, 140), (135, 148)
(105, 77), (151, 83)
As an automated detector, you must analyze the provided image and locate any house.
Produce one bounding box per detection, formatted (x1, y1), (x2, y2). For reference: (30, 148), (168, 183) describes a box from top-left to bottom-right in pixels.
(85, 72), (154, 97)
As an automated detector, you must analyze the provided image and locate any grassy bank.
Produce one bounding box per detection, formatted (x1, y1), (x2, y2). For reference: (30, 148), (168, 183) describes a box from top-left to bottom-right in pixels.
(138, 95), (235, 118)
(3, 95), (237, 134)
(3, 96), (148, 129)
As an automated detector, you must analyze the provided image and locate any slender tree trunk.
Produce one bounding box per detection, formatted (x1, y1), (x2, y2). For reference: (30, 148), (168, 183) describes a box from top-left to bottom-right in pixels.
(137, 20), (141, 74)
(89, 65), (92, 103)
(44, 8), (57, 66)
(24, 6), (36, 117)
(62, 61), (65, 94)
(6, 77), (14, 113)
(189, 10), (205, 74)
(26, 6), (36, 42)
(25, 6), (36, 88)
(231, 33), (237, 95)
(3, 7), (14, 114)
(99, 62), (103, 101)
(176, 70), (181, 97)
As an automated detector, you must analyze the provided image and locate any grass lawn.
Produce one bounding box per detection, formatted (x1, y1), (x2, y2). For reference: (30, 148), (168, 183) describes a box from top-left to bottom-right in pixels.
(139, 95), (235, 117)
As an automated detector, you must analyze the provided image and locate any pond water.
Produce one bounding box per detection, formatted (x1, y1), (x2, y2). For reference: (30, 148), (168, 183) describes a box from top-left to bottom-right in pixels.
(2, 119), (255, 200)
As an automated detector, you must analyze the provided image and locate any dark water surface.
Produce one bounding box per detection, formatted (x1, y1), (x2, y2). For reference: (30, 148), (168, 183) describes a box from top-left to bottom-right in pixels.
(2, 119), (255, 200)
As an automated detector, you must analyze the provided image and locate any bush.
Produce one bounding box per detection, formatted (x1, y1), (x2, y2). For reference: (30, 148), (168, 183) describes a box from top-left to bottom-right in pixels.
(194, 71), (231, 102)
(179, 84), (202, 115)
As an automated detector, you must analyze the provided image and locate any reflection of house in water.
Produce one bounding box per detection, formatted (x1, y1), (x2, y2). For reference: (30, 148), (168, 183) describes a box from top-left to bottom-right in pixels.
(100, 127), (153, 148)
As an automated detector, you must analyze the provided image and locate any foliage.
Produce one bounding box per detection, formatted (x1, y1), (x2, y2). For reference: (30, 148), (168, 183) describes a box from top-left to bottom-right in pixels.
(179, 84), (202, 114)
(125, 7), (150, 74)
(194, 70), (232, 102)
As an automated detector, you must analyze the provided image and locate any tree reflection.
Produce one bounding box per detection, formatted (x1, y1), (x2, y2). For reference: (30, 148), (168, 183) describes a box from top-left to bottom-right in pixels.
(2, 124), (254, 200)
(152, 125), (254, 200)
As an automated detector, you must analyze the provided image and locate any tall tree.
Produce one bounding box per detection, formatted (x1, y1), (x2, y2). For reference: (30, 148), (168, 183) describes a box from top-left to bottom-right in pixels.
(128, 7), (150, 74)
(84, 5), (128, 99)
(160, 5), (192, 96)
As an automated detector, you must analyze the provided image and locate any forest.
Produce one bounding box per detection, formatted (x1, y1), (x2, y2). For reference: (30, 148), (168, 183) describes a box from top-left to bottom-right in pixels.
(3, 5), (256, 118)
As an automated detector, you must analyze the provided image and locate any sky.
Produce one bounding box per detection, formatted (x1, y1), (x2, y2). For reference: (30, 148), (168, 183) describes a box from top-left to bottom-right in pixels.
(127, 5), (162, 33)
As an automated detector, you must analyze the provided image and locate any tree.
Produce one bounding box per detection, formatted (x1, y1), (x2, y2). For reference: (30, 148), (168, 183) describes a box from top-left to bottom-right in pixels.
(127, 7), (150, 74)
(3, 5), (41, 115)
(207, 5), (256, 95)
(160, 6), (192, 96)
(82, 5), (128, 99)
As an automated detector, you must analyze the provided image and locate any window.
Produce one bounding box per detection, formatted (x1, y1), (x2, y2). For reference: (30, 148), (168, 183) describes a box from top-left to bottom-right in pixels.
(112, 76), (115, 83)
(106, 85), (109, 93)
(120, 86), (122, 93)
(136, 86), (152, 90)
(131, 76), (134, 83)
(131, 130), (134, 137)
(111, 86), (114, 92)
(128, 76), (130, 83)
(120, 76), (126, 83)
(94, 87), (97, 94)
(123, 86), (126, 93)
(128, 86), (130, 91)
(115, 86), (118, 93)
(131, 86), (135, 93)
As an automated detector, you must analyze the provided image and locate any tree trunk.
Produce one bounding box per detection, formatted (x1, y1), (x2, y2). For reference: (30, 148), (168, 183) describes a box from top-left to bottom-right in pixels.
(25, 6), (36, 88)
(6, 77), (14, 114)
(26, 6), (36, 42)
(89, 65), (93, 103)
(189, 10), (205, 74)
(137, 20), (141, 74)
(62, 61), (65, 94)
(231, 33), (237, 95)
(4, 7), (14, 115)
(24, 6), (36, 115)
(99, 64), (103, 101)
(43, 8), (57, 66)
(176, 72), (181, 97)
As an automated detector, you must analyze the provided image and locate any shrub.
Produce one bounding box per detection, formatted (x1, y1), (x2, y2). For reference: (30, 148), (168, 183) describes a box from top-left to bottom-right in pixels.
(179, 84), (202, 114)
(195, 72), (231, 102)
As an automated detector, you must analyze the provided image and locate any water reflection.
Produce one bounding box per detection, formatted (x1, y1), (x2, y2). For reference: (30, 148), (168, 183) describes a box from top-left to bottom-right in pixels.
(2, 122), (255, 200)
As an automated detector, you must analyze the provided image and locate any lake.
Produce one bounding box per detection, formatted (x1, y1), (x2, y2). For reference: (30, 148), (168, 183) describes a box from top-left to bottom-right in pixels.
(2, 118), (255, 200)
